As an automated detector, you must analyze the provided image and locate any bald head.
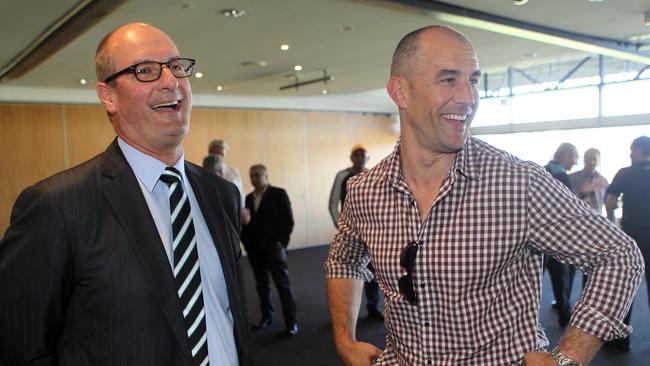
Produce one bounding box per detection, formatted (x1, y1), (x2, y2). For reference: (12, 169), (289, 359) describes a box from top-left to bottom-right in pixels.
(390, 26), (474, 78)
(95, 23), (176, 83)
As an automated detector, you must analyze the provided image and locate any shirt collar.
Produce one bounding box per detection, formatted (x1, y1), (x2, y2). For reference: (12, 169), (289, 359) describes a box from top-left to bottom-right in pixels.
(117, 137), (186, 192)
(386, 135), (480, 190)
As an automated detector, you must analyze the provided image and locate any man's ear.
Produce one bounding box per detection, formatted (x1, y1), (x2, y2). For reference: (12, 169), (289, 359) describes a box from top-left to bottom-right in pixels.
(386, 76), (408, 110)
(96, 82), (117, 115)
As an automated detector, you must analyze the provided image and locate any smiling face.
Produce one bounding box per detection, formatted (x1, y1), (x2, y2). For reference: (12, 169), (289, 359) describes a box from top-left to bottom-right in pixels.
(96, 23), (192, 161)
(388, 28), (480, 154)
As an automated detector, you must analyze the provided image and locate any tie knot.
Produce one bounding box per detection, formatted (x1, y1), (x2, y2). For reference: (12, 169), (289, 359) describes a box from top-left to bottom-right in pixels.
(160, 167), (182, 186)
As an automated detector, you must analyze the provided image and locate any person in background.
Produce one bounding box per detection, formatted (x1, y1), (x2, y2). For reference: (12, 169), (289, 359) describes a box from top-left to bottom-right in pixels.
(241, 164), (299, 337)
(325, 25), (643, 366)
(203, 154), (226, 178)
(605, 135), (650, 351)
(570, 148), (608, 214)
(209, 139), (250, 224)
(544, 142), (579, 327)
(329, 144), (384, 321)
(0, 22), (251, 365)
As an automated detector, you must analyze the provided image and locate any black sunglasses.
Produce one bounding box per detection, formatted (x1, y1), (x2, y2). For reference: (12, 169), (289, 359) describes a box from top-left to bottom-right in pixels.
(398, 241), (420, 305)
(104, 58), (196, 83)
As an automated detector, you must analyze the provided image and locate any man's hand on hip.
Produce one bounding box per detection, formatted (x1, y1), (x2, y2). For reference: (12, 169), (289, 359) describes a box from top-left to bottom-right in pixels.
(336, 340), (381, 366)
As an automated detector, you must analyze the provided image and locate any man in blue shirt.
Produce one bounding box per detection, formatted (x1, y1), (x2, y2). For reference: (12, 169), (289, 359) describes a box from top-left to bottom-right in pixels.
(0, 23), (251, 365)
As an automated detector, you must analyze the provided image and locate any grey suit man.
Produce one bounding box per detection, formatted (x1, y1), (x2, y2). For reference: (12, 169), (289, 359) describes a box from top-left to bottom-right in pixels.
(0, 23), (251, 365)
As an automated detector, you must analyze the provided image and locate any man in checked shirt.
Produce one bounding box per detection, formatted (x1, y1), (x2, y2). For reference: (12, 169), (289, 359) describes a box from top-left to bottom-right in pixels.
(325, 26), (644, 366)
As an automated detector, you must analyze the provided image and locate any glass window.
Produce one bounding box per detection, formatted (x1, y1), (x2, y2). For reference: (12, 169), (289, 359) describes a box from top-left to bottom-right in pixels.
(602, 79), (650, 117)
(472, 98), (511, 127)
(510, 87), (599, 124)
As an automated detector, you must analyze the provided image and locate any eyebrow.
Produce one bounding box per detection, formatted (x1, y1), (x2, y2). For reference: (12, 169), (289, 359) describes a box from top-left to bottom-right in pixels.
(436, 69), (482, 78)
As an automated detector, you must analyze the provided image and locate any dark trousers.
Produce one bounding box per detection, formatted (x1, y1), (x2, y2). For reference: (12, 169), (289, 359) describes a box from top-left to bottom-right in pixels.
(247, 244), (297, 326)
(544, 256), (575, 327)
(364, 263), (381, 312)
(609, 228), (650, 346)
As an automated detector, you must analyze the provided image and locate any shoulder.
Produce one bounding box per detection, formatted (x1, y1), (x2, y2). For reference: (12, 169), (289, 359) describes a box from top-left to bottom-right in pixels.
(335, 168), (350, 179)
(467, 137), (544, 178)
(186, 161), (238, 194)
(31, 151), (107, 198)
(267, 185), (288, 196)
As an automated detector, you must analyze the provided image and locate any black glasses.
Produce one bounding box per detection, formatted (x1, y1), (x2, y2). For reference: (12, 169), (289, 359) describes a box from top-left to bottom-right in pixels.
(104, 58), (196, 83)
(398, 241), (419, 305)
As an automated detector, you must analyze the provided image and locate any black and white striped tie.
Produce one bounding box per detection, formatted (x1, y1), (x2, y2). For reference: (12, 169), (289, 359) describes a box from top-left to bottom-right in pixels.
(160, 167), (209, 366)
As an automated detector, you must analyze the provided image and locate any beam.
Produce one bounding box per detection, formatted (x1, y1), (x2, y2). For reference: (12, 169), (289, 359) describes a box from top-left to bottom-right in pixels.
(0, 0), (126, 81)
(388, 0), (650, 65)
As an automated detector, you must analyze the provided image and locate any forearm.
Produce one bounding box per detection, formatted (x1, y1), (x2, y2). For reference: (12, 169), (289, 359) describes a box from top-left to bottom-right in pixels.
(605, 194), (618, 223)
(556, 326), (603, 365)
(326, 278), (364, 347)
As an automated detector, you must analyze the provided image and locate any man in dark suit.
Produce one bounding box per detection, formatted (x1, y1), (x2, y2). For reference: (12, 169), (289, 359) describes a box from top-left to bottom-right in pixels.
(241, 164), (298, 336)
(0, 23), (251, 366)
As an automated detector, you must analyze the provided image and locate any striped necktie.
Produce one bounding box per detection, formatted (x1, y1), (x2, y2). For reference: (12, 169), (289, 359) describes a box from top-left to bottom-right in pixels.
(159, 167), (209, 366)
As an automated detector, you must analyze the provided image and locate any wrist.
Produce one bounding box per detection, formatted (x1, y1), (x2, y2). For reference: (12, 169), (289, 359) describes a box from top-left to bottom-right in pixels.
(551, 346), (583, 366)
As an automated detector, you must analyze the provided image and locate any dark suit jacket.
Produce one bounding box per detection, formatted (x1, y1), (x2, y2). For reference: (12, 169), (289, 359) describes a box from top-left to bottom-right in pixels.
(0, 140), (251, 366)
(241, 186), (294, 254)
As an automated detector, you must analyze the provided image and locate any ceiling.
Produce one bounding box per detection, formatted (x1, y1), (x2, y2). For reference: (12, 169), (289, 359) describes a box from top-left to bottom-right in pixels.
(2, 0), (650, 104)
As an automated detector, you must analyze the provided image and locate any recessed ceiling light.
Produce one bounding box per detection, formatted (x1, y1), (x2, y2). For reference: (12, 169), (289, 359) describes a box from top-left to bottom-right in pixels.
(216, 85), (223, 91)
(512, 0), (528, 5)
(589, 0), (605, 2)
(221, 9), (245, 17)
(195, 72), (203, 79)
(294, 65), (302, 71)
(280, 44), (290, 51)
(322, 89), (328, 94)
(79, 78), (87, 85)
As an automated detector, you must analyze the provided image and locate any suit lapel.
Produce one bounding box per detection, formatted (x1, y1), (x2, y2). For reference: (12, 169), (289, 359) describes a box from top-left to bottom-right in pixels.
(99, 140), (192, 361)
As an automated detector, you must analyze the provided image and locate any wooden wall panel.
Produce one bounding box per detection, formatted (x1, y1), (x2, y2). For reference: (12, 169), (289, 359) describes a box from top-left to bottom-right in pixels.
(64, 105), (116, 167)
(261, 111), (308, 249)
(306, 112), (350, 246)
(204, 109), (263, 194)
(348, 113), (397, 170)
(1, 103), (396, 249)
(184, 109), (208, 165)
(0, 104), (66, 234)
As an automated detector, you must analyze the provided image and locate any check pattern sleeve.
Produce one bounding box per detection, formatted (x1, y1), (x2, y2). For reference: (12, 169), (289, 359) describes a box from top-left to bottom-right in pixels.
(526, 169), (644, 340)
(324, 137), (644, 366)
(325, 183), (373, 282)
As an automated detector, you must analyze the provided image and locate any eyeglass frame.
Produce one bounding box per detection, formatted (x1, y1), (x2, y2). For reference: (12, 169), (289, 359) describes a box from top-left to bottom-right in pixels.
(398, 240), (420, 305)
(103, 58), (196, 84)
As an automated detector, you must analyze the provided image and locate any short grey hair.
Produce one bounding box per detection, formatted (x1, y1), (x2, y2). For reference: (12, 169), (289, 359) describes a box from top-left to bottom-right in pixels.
(553, 143), (578, 161)
(208, 139), (229, 153)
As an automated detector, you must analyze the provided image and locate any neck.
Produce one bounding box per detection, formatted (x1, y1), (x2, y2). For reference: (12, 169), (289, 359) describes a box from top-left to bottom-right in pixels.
(255, 185), (268, 194)
(401, 140), (456, 187)
(118, 135), (183, 166)
(350, 166), (364, 174)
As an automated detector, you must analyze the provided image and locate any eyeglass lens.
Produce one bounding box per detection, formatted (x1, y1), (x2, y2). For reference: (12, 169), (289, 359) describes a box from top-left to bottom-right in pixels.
(134, 59), (194, 82)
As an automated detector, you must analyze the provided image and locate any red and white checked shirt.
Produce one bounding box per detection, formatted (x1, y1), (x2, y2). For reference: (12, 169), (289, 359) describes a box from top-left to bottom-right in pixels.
(325, 137), (644, 366)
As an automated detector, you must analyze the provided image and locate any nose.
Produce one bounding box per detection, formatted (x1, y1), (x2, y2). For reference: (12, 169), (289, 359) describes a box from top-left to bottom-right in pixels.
(454, 80), (477, 106)
(158, 64), (179, 89)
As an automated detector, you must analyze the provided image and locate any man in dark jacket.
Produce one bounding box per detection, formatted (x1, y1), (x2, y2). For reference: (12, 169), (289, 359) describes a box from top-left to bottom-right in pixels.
(241, 164), (298, 336)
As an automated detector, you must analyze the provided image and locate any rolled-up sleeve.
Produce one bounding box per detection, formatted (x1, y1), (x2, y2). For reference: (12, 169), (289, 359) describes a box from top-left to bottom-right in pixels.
(325, 186), (373, 282)
(527, 168), (645, 341)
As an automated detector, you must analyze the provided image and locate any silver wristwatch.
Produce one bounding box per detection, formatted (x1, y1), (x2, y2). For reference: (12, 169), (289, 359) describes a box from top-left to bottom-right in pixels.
(551, 346), (582, 366)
